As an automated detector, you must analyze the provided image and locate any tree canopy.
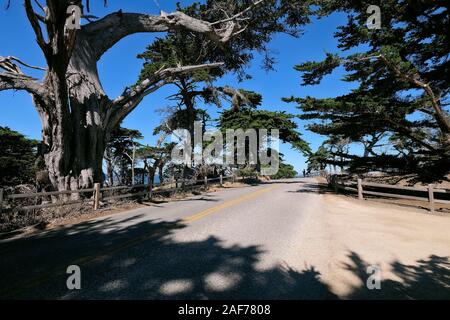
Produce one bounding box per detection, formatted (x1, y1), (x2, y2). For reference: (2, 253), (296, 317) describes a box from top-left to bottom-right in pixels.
(219, 106), (310, 154)
(285, 0), (450, 178)
(0, 127), (38, 186)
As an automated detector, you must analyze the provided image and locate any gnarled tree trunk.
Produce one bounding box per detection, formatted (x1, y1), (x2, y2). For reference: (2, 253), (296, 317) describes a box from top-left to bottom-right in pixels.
(41, 36), (109, 191)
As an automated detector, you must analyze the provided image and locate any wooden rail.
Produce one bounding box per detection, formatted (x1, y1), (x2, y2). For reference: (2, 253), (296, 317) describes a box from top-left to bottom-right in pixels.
(0, 175), (235, 213)
(330, 175), (450, 213)
(305, 171), (327, 178)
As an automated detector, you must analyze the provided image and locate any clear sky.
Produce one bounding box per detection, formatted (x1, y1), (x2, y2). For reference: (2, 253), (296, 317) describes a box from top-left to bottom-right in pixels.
(0, 1), (360, 173)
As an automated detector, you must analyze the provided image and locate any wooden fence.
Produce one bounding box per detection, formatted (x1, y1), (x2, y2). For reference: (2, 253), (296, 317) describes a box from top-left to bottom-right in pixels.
(329, 175), (450, 213)
(305, 170), (328, 178)
(0, 175), (235, 213)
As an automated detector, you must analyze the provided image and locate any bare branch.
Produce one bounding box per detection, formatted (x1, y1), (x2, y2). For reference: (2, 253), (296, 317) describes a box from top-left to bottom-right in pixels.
(0, 72), (47, 97)
(108, 62), (224, 130)
(210, 0), (266, 26)
(33, 0), (45, 13)
(112, 63), (224, 107)
(0, 56), (46, 72)
(24, 0), (48, 55)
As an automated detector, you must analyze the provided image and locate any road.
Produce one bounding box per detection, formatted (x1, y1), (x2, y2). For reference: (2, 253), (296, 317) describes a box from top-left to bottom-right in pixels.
(1, 178), (449, 299)
(1, 178), (339, 299)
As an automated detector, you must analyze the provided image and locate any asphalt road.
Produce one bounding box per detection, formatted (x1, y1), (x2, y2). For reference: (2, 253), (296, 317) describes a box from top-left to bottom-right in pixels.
(0, 178), (336, 299)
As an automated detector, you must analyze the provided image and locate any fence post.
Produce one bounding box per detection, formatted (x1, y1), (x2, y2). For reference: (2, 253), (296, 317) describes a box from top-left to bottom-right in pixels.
(0, 188), (4, 214)
(357, 179), (363, 200)
(428, 184), (435, 214)
(232, 175), (235, 184)
(94, 183), (101, 211)
(204, 176), (208, 188)
(220, 174), (223, 187)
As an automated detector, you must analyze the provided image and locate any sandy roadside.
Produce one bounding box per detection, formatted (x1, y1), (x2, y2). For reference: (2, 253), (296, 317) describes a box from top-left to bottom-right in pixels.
(308, 187), (450, 299)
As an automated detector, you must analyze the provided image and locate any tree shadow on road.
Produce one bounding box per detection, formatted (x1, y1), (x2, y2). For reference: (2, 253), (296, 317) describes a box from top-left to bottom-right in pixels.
(343, 252), (450, 299)
(175, 195), (221, 203)
(1, 217), (336, 299)
(1, 217), (449, 299)
(287, 182), (334, 195)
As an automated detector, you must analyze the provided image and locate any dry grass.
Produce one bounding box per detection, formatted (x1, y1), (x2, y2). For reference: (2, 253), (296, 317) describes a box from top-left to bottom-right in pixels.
(0, 181), (249, 237)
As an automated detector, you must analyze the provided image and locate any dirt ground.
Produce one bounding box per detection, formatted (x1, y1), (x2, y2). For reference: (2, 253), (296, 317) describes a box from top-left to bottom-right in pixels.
(300, 179), (450, 298)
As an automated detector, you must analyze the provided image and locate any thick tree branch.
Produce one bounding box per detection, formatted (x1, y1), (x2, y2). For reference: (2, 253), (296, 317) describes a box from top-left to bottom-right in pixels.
(33, 0), (45, 13)
(177, 85), (253, 111)
(0, 72), (47, 97)
(24, 0), (49, 57)
(108, 62), (224, 130)
(384, 117), (438, 152)
(83, 5), (260, 61)
(375, 54), (450, 135)
(112, 63), (224, 107)
(0, 56), (46, 72)
(343, 53), (450, 138)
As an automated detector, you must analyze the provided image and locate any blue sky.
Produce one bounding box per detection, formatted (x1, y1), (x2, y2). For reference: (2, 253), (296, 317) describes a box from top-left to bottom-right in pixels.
(0, 1), (360, 173)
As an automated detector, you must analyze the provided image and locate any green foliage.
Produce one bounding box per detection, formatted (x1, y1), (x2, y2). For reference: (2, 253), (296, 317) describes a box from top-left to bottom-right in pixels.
(105, 127), (143, 184)
(237, 90), (263, 107)
(153, 108), (211, 136)
(219, 107), (310, 155)
(0, 127), (38, 186)
(137, 33), (223, 84)
(286, 0), (450, 177)
(294, 53), (341, 85)
(107, 127), (143, 158)
(174, 0), (314, 76)
(135, 1), (314, 178)
(138, 0), (314, 82)
(237, 167), (258, 178)
(306, 146), (330, 172)
(270, 162), (298, 179)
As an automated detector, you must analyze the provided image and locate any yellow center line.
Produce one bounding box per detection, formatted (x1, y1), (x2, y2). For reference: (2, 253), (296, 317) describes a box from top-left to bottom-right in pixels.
(1, 185), (279, 298)
(183, 185), (279, 223)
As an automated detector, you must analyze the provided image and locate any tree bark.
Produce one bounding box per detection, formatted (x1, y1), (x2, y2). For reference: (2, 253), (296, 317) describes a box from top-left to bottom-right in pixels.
(37, 33), (109, 192)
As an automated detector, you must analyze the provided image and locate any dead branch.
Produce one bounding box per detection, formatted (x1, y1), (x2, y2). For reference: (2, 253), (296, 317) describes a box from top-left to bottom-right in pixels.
(0, 72), (47, 97)
(0, 56), (46, 73)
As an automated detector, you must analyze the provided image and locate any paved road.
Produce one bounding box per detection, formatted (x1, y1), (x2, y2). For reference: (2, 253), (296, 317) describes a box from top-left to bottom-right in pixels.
(0, 178), (336, 299)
